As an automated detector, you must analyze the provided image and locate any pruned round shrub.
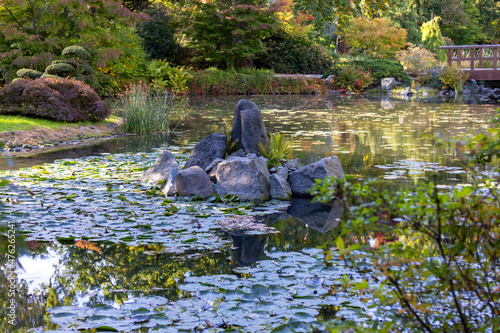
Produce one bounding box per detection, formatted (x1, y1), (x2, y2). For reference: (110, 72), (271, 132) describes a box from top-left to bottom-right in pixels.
(79, 63), (96, 75)
(52, 59), (78, 68)
(62, 45), (90, 59)
(0, 78), (109, 122)
(41, 73), (61, 79)
(45, 62), (76, 76)
(16, 68), (43, 79)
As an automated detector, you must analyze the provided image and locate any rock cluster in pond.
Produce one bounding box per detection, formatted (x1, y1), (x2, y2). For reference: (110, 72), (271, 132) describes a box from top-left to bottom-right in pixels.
(141, 99), (344, 202)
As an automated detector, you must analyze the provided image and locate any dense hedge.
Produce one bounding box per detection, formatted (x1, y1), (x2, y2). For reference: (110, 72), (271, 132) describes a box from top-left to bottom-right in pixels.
(254, 31), (334, 74)
(0, 78), (109, 122)
(324, 58), (409, 85)
(189, 68), (330, 95)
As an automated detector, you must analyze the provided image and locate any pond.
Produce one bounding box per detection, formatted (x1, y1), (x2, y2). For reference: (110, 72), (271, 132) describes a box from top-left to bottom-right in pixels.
(1, 95), (498, 332)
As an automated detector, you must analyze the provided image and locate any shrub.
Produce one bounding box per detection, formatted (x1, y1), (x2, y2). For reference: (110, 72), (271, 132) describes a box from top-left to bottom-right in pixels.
(343, 17), (407, 59)
(147, 60), (193, 94)
(254, 30), (334, 74)
(119, 84), (175, 134)
(397, 45), (438, 76)
(61, 45), (91, 60)
(45, 63), (76, 76)
(16, 69), (43, 79)
(439, 64), (470, 91)
(189, 68), (330, 95)
(335, 65), (374, 92)
(324, 58), (406, 86)
(0, 78), (109, 122)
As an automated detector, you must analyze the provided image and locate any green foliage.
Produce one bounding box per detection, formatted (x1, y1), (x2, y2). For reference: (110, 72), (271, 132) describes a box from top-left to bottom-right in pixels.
(293, 0), (395, 31)
(119, 84), (176, 134)
(343, 17), (407, 59)
(16, 69), (43, 80)
(0, 0), (145, 83)
(147, 60), (193, 94)
(325, 58), (405, 87)
(334, 65), (374, 91)
(181, 0), (278, 70)
(137, 3), (183, 63)
(439, 64), (470, 92)
(45, 63), (76, 77)
(254, 29), (334, 74)
(189, 68), (330, 95)
(311, 111), (500, 333)
(259, 133), (292, 168)
(61, 46), (91, 60)
(0, 78), (110, 122)
(421, 17), (447, 62)
(397, 45), (438, 76)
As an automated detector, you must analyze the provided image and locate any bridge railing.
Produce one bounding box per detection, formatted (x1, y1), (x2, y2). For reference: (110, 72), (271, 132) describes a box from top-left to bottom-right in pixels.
(439, 45), (500, 80)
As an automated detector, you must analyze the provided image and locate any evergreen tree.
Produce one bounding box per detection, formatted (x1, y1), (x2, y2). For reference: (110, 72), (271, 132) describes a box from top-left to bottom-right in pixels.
(421, 16), (447, 62)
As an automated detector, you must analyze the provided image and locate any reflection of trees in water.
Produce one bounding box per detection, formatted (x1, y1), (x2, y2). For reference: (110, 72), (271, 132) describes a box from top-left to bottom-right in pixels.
(0, 242), (54, 331)
(50, 243), (234, 305)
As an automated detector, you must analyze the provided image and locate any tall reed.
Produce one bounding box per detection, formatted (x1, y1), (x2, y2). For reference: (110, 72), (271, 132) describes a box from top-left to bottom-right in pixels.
(120, 85), (175, 134)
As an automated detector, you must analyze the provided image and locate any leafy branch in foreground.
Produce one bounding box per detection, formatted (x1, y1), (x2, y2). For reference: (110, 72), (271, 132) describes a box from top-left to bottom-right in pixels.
(311, 111), (500, 332)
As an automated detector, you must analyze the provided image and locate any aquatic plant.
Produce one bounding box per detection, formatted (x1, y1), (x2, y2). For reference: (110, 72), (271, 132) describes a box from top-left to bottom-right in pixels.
(119, 84), (176, 134)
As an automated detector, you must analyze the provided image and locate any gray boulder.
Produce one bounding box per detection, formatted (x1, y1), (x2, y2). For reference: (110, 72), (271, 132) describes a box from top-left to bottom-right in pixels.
(289, 156), (344, 197)
(216, 156), (270, 201)
(184, 133), (227, 171)
(275, 166), (288, 180)
(381, 78), (400, 90)
(283, 158), (304, 171)
(141, 150), (180, 196)
(174, 166), (214, 199)
(231, 99), (269, 154)
(269, 174), (292, 200)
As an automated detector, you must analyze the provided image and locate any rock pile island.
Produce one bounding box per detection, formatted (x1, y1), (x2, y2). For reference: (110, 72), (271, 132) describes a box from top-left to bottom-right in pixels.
(141, 99), (344, 202)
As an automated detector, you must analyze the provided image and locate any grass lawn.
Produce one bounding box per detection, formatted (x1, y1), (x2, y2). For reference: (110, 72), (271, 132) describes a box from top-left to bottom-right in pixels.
(0, 115), (121, 132)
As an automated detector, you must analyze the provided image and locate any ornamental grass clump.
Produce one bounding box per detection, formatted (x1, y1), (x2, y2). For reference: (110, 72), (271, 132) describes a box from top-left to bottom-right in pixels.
(259, 132), (293, 168)
(119, 84), (175, 134)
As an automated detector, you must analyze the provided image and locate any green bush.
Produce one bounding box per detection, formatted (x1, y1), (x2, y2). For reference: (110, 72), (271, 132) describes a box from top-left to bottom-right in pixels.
(324, 58), (407, 86)
(335, 65), (374, 91)
(45, 63), (76, 76)
(61, 45), (91, 60)
(259, 133), (292, 168)
(0, 78), (109, 122)
(16, 69), (43, 79)
(189, 68), (330, 95)
(254, 30), (334, 74)
(439, 64), (470, 91)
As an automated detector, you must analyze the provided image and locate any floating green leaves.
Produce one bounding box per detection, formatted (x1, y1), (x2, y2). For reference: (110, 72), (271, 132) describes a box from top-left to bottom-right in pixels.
(0, 149), (288, 251)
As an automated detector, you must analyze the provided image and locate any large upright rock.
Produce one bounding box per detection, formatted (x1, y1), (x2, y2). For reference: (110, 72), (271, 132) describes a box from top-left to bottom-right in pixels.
(231, 99), (269, 154)
(288, 156), (344, 197)
(184, 133), (227, 171)
(269, 174), (292, 200)
(216, 156), (270, 201)
(174, 166), (214, 199)
(141, 150), (180, 196)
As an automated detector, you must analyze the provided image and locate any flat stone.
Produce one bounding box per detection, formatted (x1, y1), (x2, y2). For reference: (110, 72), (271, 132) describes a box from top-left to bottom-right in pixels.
(289, 156), (344, 197)
(174, 166), (214, 199)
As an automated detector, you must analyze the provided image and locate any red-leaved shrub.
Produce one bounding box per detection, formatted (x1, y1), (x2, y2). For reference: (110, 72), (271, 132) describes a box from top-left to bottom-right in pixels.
(0, 77), (109, 122)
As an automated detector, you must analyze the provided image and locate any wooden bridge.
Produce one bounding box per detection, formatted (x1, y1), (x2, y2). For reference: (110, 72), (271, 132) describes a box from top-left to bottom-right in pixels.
(439, 45), (500, 81)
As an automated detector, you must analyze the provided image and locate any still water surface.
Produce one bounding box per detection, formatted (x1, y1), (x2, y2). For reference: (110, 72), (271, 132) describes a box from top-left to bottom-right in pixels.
(2, 95), (498, 331)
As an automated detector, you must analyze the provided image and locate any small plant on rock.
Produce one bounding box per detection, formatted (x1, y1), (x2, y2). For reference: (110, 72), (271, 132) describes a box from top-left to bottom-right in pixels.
(439, 64), (470, 93)
(259, 133), (293, 168)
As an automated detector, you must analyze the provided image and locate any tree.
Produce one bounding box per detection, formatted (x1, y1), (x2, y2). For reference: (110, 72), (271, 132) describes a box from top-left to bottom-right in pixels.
(0, 0), (147, 82)
(421, 16), (447, 62)
(292, 0), (396, 31)
(343, 17), (407, 59)
(181, 0), (279, 70)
